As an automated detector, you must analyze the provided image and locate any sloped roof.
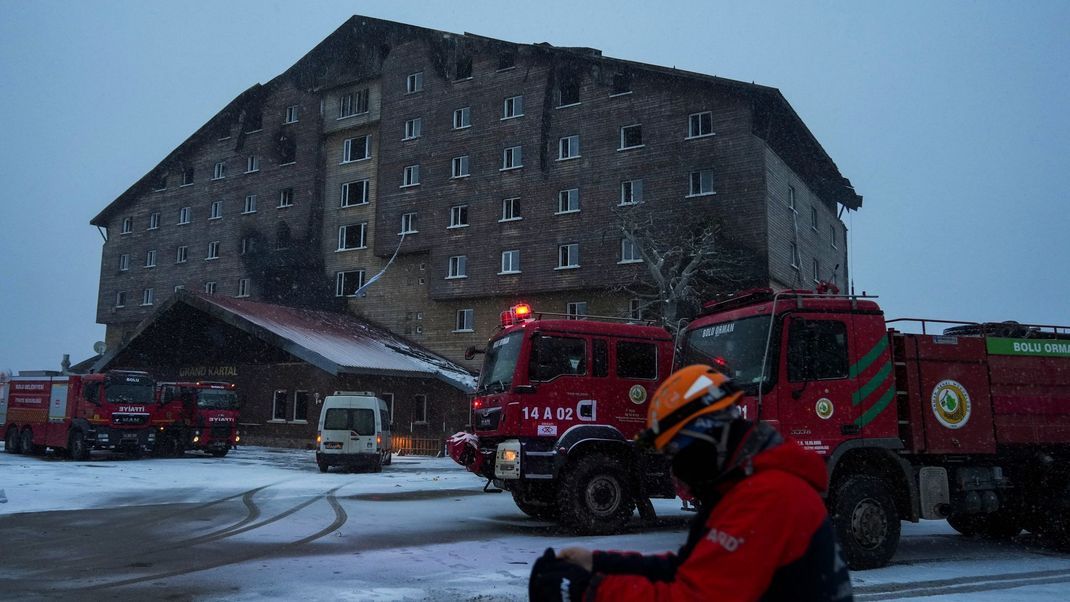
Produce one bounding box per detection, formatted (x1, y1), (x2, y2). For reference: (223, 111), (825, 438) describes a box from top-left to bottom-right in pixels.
(93, 291), (475, 392)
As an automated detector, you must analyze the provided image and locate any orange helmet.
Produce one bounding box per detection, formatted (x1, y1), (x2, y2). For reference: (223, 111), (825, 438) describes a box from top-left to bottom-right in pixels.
(640, 364), (743, 453)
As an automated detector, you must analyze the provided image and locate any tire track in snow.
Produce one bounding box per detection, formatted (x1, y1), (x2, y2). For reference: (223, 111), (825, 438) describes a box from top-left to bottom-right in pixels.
(855, 567), (1070, 600)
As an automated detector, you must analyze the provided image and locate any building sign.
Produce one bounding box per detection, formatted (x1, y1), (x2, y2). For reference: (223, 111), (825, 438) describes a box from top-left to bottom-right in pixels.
(986, 337), (1070, 358)
(179, 366), (239, 378)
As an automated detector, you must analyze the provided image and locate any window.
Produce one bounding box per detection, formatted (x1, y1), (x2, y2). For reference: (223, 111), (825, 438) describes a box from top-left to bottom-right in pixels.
(382, 392), (395, 421)
(455, 55), (472, 80)
(174, 285), (184, 292)
(529, 335), (586, 380)
(336, 270), (366, 296)
(447, 255), (468, 279)
(502, 146), (522, 170)
(343, 136), (370, 163)
(115, 291), (126, 308)
(206, 241), (220, 260)
(210, 200), (223, 220)
(293, 391), (310, 422)
(619, 124), (643, 149)
(620, 179), (643, 205)
(118, 254), (129, 271)
(629, 298), (645, 320)
(402, 164), (420, 187)
(414, 394), (428, 423)
(558, 135), (580, 160)
(213, 161), (226, 180)
(498, 51), (516, 70)
(620, 239), (642, 263)
(245, 155), (259, 173)
(810, 206), (819, 231)
(830, 224), (838, 249)
(181, 167), (194, 186)
(341, 180), (369, 207)
(558, 243), (580, 269)
(144, 249), (157, 268)
(557, 80), (580, 106)
(338, 223), (367, 250)
(688, 169), (716, 196)
(400, 212), (418, 234)
(204, 281), (217, 294)
(566, 302), (587, 319)
(453, 106), (471, 129)
(277, 134), (296, 164)
(611, 72), (632, 95)
(788, 320), (848, 382)
(179, 206), (191, 224)
(790, 242), (800, 268)
(455, 309), (474, 332)
(788, 185), (797, 212)
(500, 249), (520, 274)
(500, 197), (520, 221)
(406, 71), (423, 94)
(502, 95), (524, 119)
(812, 257), (821, 282)
(152, 174), (167, 191)
(284, 105), (299, 124)
(451, 155), (470, 178)
(617, 341), (658, 379)
(237, 278), (250, 297)
(243, 194), (257, 214)
(121, 217), (132, 234)
(688, 111), (714, 138)
(449, 205), (469, 228)
(176, 245), (188, 263)
(148, 212), (160, 230)
(241, 237), (254, 255)
(404, 118), (422, 140)
(338, 89), (369, 118)
(272, 390), (288, 421)
(141, 288), (154, 306)
(278, 188), (294, 208)
(558, 188), (580, 213)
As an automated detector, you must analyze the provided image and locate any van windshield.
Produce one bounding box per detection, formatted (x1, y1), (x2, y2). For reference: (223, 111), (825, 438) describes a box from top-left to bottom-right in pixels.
(323, 407), (376, 435)
(477, 332), (523, 394)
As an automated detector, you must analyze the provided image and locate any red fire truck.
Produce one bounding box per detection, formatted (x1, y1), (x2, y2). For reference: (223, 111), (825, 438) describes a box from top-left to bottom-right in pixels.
(680, 288), (1070, 568)
(155, 381), (241, 457)
(449, 304), (678, 534)
(1, 370), (157, 459)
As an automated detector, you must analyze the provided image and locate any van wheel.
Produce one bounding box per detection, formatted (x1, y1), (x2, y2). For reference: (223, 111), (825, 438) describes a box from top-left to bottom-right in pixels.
(68, 431), (90, 461)
(20, 429), (37, 455)
(372, 456), (383, 473)
(832, 475), (900, 570)
(318, 461), (329, 473)
(5, 427), (21, 454)
(384, 452), (392, 466)
(557, 453), (635, 534)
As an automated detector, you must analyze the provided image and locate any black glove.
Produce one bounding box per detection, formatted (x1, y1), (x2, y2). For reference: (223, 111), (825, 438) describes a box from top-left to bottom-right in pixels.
(529, 547), (592, 602)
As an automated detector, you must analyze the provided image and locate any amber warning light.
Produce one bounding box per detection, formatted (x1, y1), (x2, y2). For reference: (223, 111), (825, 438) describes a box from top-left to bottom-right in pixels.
(501, 303), (535, 327)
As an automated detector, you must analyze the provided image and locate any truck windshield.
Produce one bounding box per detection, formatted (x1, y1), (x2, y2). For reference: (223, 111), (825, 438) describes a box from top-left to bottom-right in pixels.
(197, 390), (239, 410)
(105, 383), (154, 404)
(477, 331), (523, 394)
(682, 315), (773, 387)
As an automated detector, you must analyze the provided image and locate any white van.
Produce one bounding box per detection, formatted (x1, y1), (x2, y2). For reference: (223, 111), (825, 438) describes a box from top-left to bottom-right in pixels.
(316, 392), (392, 473)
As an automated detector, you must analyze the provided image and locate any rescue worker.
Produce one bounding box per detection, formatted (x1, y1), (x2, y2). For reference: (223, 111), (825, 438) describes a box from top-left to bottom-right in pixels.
(529, 364), (854, 601)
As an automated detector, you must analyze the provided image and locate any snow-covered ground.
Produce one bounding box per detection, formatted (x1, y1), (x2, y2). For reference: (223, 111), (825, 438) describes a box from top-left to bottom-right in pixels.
(1, 445), (1068, 601)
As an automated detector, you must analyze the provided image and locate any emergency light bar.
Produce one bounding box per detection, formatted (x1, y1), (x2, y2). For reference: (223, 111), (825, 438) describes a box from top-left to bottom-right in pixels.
(500, 303), (535, 327)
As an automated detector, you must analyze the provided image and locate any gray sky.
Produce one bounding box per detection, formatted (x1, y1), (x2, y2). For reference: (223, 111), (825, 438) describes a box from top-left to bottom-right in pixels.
(2, 0), (1067, 372)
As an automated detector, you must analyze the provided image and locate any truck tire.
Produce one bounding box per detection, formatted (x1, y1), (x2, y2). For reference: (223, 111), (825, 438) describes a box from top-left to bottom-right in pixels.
(68, 431), (90, 461)
(512, 485), (557, 520)
(832, 475), (900, 570)
(557, 453), (635, 534)
(20, 428), (37, 455)
(6, 426), (21, 454)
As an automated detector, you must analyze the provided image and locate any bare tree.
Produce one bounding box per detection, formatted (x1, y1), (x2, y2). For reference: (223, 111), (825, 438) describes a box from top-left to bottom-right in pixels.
(612, 204), (757, 332)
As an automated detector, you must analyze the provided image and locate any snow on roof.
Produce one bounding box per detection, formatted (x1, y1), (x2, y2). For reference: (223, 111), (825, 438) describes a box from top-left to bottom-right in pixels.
(199, 294), (476, 392)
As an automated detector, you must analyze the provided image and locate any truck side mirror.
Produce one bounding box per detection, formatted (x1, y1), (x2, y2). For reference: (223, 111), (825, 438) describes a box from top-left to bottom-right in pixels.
(464, 346), (485, 361)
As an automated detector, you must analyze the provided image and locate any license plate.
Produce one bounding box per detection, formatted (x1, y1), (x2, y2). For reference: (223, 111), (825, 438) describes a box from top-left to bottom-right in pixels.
(324, 442), (343, 449)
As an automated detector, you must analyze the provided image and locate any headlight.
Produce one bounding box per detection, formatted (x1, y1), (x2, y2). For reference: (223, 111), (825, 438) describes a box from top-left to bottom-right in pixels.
(501, 449), (518, 463)
(193, 435), (200, 443)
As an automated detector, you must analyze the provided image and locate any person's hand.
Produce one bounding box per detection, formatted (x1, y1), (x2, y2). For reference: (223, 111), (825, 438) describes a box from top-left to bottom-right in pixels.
(558, 547), (593, 572)
(530, 548), (592, 601)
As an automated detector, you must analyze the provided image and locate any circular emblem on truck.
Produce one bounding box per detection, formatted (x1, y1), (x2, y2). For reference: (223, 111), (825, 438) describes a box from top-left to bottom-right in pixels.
(931, 380), (971, 429)
(815, 398), (834, 420)
(629, 385), (648, 405)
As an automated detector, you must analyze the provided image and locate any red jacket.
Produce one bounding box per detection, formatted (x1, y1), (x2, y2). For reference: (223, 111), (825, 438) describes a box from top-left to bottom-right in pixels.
(589, 440), (853, 601)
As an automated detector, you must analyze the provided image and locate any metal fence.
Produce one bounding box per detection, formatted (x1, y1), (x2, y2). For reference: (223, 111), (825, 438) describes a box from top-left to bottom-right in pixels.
(392, 434), (444, 457)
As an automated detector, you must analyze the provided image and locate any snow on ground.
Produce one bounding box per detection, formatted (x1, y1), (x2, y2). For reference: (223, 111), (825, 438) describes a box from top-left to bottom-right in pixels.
(2, 444), (1069, 600)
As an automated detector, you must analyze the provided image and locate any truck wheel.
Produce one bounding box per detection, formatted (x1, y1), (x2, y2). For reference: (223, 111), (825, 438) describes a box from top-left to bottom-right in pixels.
(68, 431), (89, 461)
(5, 426), (21, 454)
(209, 448), (229, 458)
(512, 488), (557, 520)
(20, 429), (37, 455)
(832, 475), (900, 570)
(557, 453), (635, 534)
